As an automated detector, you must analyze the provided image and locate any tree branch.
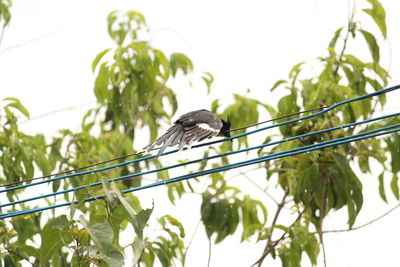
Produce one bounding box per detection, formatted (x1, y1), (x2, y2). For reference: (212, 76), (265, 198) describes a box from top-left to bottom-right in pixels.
(253, 188), (289, 267)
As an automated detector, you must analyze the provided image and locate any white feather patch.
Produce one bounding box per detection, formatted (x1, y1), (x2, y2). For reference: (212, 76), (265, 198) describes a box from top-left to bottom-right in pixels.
(196, 123), (219, 134)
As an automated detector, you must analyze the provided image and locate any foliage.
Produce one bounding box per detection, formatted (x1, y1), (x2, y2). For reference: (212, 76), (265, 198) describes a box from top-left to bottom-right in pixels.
(0, 0), (12, 28)
(0, 1), (399, 267)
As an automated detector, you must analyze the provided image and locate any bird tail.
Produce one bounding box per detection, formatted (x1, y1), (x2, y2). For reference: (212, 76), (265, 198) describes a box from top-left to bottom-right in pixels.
(142, 124), (185, 157)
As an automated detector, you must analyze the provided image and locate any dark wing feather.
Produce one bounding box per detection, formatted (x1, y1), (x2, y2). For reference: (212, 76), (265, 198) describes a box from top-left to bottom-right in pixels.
(143, 110), (224, 156)
(143, 124), (183, 156)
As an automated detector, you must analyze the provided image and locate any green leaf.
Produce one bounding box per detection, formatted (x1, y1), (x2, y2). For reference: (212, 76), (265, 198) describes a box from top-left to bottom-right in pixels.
(40, 215), (69, 264)
(288, 62), (305, 80)
(133, 207), (153, 239)
(363, 0), (387, 38)
(211, 99), (219, 113)
(165, 89), (178, 117)
(79, 216), (114, 253)
(52, 178), (61, 192)
(343, 54), (365, 67)
(132, 236), (145, 266)
(170, 53), (193, 76)
(304, 235), (319, 265)
(158, 215), (186, 238)
(94, 62), (110, 104)
(360, 30), (380, 63)
(12, 216), (40, 244)
(259, 102), (277, 119)
(378, 172), (387, 202)
(329, 27), (343, 49)
(92, 48), (112, 72)
(115, 190), (153, 238)
(390, 174), (399, 200)
(201, 72), (214, 94)
(270, 79), (287, 92)
(80, 216), (124, 267)
(386, 134), (400, 173)
(154, 49), (171, 80)
(3, 97), (30, 118)
(33, 150), (51, 176)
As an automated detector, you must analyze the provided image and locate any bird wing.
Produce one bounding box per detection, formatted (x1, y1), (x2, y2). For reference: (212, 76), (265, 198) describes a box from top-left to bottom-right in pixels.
(142, 124), (185, 156)
(183, 123), (220, 146)
(142, 110), (223, 156)
(176, 109), (222, 130)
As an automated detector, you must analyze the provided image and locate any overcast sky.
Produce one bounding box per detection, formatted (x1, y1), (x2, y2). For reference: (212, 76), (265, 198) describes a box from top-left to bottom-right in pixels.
(1, 1), (400, 266)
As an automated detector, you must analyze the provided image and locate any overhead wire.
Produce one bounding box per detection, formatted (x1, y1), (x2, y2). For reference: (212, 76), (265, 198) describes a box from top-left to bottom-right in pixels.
(1, 111), (399, 208)
(0, 106), (330, 187)
(1, 124), (399, 219)
(1, 84), (399, 193)
(0, 84), (399, 219)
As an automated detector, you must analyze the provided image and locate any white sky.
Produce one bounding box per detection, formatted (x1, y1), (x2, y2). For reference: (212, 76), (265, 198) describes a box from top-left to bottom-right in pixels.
(1, 1), (400, 267)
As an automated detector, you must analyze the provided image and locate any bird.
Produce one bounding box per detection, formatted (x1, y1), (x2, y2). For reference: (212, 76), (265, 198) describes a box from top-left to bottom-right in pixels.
(142, 109), (231, 157)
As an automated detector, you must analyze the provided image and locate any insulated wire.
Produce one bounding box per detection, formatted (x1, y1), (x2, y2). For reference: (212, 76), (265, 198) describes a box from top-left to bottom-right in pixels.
(1, 84), (399, 193)
(1, 125), (398, 219)
(2, 84), (399, 188)
(0, 106), (329, 187)
(1, 112), (399, 208)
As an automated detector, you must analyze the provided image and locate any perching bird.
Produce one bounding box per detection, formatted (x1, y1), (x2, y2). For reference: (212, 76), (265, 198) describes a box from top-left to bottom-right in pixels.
(143, 109), (231, 156)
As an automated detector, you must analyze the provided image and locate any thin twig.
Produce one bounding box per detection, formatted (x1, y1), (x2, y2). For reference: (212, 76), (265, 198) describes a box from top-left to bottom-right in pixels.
(0, 24), (6, 48)
(253, 188), (289, 267)
(0, 27), (62, 55)
(333, 0), (356, 77)
(228, 106), (329, 133)
(321, 202), (400, 234)
(18, 102), (94, 124)
(236, 169), (280, 206)
(207, 237), (212, 267)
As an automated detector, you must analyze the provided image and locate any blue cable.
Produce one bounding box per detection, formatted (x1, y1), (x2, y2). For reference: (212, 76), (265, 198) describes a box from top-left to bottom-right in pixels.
(1, 84), (399, 194)
(1, 112), (399, 208)
(1, 125), (398, 219)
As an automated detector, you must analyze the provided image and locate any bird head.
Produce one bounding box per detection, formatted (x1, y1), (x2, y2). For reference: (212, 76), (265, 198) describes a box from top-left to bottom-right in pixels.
(219, 117), (231, 138)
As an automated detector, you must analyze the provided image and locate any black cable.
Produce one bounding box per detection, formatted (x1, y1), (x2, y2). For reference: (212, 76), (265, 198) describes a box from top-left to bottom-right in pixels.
(0, 105), (330, 188)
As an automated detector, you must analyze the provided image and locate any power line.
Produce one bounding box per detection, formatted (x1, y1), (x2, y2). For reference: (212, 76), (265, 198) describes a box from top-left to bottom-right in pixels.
(226, 105), (329, 133)
(1, 112), (399, 208)
(2, 84), (399, 189)
(1, 125), (398, 219)
(0, 105), (329, 187)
